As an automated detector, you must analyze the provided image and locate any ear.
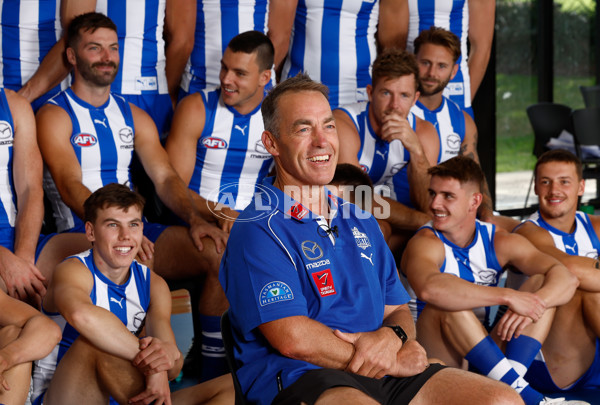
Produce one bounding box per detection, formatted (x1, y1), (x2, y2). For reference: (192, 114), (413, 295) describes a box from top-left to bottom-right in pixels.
(66, 47), (77, 67)
(366, 84), (373, 102)
(259, 69), (271, 87)
(578, 179), (585, 197)
(261, 131), (279, 156)
(85, 221), (96, 243)
(412, 90), (420, 106)
(470, 192), (483, 212)
(450, 63), (459, 80)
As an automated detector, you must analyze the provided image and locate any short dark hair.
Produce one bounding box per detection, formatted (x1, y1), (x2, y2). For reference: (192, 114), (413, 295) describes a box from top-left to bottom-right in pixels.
(227, 31), (274, 71)
(329, 164), (374, 206)
(84, 183), (145, 225)
(371, 49), (419, 91)
(535, 149), (583, 181)
(67, 12), (117, 50)
(428, 156), (484, 191)
(330, 164), (373, 188)
(261, 73), (329, 138)
(413, 26), (461, 64)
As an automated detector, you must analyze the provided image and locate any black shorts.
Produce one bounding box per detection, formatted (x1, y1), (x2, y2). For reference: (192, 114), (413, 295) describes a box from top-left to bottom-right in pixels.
(272, 363), (445, 405)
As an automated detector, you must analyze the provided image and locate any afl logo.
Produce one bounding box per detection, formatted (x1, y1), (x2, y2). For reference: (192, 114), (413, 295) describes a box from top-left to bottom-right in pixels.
(0, 121), (12, 140)
(71, 133), (98, 147)
(202, 137), (228, 149)
(119, 127), (133, 143)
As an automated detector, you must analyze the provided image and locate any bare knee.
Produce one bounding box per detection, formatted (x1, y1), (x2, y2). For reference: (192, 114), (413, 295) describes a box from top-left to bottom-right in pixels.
(477, 380), (524, 405)
(315, 386), (379, 405)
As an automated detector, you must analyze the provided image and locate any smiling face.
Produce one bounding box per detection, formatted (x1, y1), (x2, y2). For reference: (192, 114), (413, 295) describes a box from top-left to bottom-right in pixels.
(219, 48), (270, 114)
(85, 204), (143, 277)
(367, 75), (419, 130)
(68, 27), (119, 87)
(535, 161), (584, 220)
(262, 90), (338, 190)
(415, 42), (458, 97)
(428, 175), (481, 234)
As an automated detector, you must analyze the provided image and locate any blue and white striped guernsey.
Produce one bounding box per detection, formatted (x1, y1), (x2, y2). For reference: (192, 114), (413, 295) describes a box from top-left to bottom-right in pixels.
(32, 249), (151, 401)
(526, 211), (600, 259)
(0, 0), (65, 107)
(0, 88), (16, 250)
(180, 0), (269, 95)
(95, 0), (168, 96)
(281, 0), (379, 109)
(406, 0), (471, 111)
(405, 220), (503, 325)
(411, 97), (465, 164)
(190, 89), (272, 211)
(44, 88), (135, 233)
(337, 101), (415, 205)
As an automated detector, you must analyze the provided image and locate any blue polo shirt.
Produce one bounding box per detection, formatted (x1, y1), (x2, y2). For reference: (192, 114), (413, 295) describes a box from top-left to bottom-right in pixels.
(219, 176), (409, 405)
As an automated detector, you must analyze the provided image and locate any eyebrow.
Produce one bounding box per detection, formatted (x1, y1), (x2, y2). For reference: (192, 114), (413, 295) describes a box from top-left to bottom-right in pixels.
(102, 217), (142, 224)
(291, 115), (335, 128)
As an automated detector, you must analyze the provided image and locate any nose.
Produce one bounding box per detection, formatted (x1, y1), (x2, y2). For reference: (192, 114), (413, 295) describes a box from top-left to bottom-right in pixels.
(221, 69), (233, 85)
(388, 94), (400, 111)
(312, 126), (329, 148)
(424, 64), (434, 77)
(118, 226), (130, 240)
(430, 193), (442, 209)
(100, 47), (112, 61)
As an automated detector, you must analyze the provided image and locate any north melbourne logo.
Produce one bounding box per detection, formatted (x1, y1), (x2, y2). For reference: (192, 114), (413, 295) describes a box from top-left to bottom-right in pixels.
(352, 227), (371, 250)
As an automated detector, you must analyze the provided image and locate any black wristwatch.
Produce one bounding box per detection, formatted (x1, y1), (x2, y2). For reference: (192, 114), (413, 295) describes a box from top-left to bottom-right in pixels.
(385, 325), (408, 344)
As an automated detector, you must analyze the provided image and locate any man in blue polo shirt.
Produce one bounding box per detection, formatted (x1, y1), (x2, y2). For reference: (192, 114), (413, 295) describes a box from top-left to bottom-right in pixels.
(218, 73), (522, 405)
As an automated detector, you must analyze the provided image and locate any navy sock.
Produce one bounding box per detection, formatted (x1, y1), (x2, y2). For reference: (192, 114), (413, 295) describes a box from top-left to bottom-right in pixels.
(199, 314), (228, 382)
(505, 334), (542, 377)
(466, 336), (543, 405)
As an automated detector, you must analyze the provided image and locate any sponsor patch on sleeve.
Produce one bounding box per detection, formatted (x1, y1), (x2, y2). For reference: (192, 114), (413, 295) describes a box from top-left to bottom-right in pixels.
(259, 281), (294, 306)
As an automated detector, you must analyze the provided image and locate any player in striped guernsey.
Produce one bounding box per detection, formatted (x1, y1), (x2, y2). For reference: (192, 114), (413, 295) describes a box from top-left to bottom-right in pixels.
(268, 0), (406, 109)
(402, 156), (582, 405)
(179, 0), (269, 97)
(0, 0), (70, 111)
(410, 26), (504, 226)
(17, 0), (195, 136)
(167, 30), (274, 381)
(36, 12), (230, 380)
(167, 31), (273, 219)
(335, 49), (438, 251)
(400, 0), (495, 116)
(512, 149), (600, 398)
(31, 184), (181, 404)
(0, 85), (94, 307)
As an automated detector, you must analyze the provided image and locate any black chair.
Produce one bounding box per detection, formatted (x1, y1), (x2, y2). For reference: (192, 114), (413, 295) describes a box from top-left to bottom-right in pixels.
(579, 85), (600, 108)
(221, 310), (250, 405)
(572, 107), (600, 203)
(524, 103), (573, 208)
